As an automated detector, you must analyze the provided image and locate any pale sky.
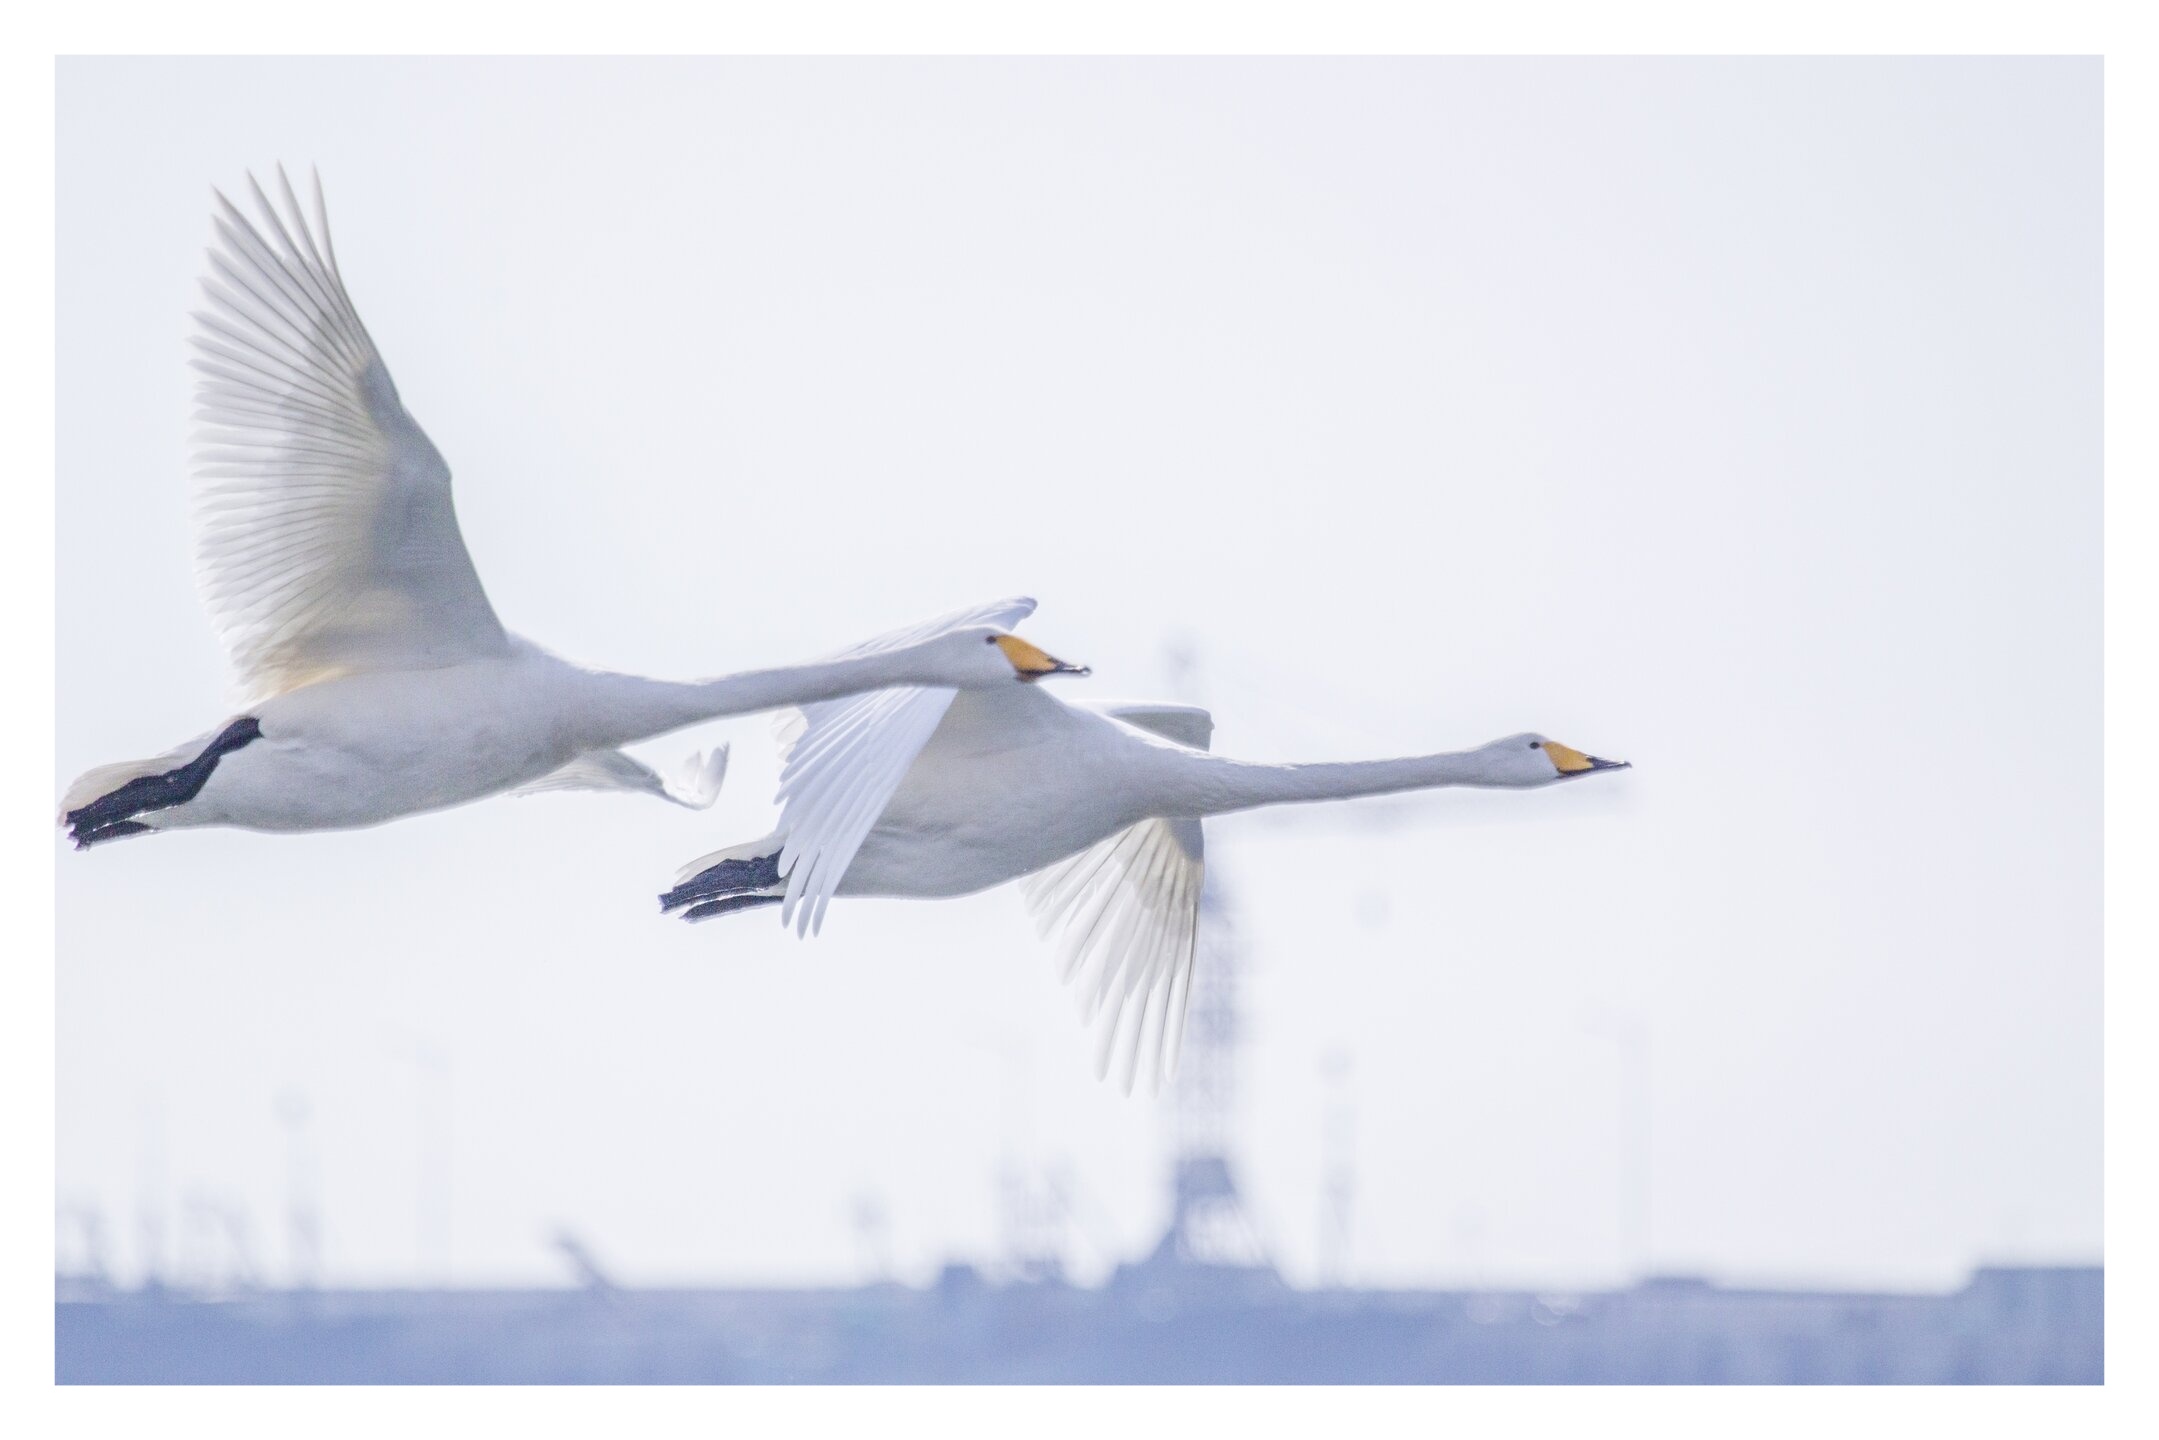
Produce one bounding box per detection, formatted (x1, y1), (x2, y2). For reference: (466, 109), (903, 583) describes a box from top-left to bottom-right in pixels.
(55, 57), (2099, 1292)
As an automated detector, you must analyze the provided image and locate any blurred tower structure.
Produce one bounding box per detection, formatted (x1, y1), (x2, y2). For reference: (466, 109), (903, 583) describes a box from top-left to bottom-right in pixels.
(178, 1194), (259, 1294)
(1133, 640), (1273, 1280)
(136, 1101), (168, 1292)
(385, 1035), (454, 1284)
(55, 1203), (112, 1298)
(1146, 873), (1270, 1272)
(1583, 1008), (1654, 1279)
(851, 1190), (892, 1282)
(1318, 1050), (1357, 1287)
(996, 1163), (1072, 1284)
(991, 1038), (1073, 1283)
(276, 1087), (322, 1290)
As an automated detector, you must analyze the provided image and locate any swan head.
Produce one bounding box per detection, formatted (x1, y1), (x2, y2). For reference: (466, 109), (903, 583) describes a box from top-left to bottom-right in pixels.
(936, 627), (1091, 686)
(1475, 733), (1631, 787)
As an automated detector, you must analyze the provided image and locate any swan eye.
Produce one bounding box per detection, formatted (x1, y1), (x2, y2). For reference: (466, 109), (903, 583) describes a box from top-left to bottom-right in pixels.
(1529, 741), (1541, 749)
(984, 636), (996, 644)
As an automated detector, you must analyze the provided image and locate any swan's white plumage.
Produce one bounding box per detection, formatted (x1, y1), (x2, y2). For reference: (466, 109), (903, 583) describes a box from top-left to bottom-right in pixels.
(511, 745), (730, 810)
(772, 596), (1037, 935)
(760, 607), (1211, 1088)
(191, 167), (508, 704)
(777, 612), (1211, 1091)
(1021, 702), (1210, 1092)
(683, 605), (1628, 1091)
(1075, 700), (1212, 752)
(66, 171), (1067, 847)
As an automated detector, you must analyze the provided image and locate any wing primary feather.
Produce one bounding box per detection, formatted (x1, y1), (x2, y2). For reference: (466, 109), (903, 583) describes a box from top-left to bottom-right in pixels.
(208, 202), (321, 335)
(1022, 817), (1205, 1095)
(192, 170), (508, 700)
(274, 166), (333, 275)
(190, 306), (344, 389)
(307, 166), (377, 353)
(1162, 910), (1197, 1081)
(188, 340), (363, 419)
(212, 197), (355, 365)
(1133, 955), (1175, 1096)
(778, 690), (910, 780)
(1063, 826), (1155, 995)
(1032, 834), (1125, 929)
(1116, 840), (1180, 1003)
(786, 702), (943, 934)
(777, 719), (905, 876)
(245, 172), (360, 357)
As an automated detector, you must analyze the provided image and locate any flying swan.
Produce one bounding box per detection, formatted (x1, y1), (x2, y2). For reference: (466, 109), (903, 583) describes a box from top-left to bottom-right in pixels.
(60, 172), (1085, 848)
(659, 600), (1630, 1091)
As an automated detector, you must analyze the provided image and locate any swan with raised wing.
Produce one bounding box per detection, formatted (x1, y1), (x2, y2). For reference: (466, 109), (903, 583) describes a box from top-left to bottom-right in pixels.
(61, 172), (1083, 848)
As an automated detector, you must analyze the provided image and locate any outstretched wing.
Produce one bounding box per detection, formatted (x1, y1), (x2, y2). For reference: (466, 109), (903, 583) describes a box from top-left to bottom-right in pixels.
(1021, 817), (1205, 1095)
(1020, 702), (1214, 1094)
(511, 745), (729, 810)
(771, 597), (1037, 937)
(191, 167), (509, 703)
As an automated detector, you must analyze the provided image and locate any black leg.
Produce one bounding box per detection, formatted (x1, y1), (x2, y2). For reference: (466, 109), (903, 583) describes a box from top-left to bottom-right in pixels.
(65, 717), (262, 848)
(682, 894), (785, 922)
(658, 852), (785, 914)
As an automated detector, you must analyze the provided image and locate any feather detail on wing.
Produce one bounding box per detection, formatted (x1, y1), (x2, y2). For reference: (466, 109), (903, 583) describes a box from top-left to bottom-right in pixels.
(1021, 816), (1205, 1096)
(511, 745), (729, 809)
(770, 597), (1037, 937)
(190, 167), (508, 703)
(1019, 700), (1215, 1095)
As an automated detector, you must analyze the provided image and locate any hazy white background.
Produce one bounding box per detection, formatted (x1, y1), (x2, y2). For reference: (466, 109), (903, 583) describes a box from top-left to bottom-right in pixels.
(55, 57), (2098, 1291)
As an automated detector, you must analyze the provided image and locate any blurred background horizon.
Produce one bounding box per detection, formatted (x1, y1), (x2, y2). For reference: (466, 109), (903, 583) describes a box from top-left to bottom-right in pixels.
(56, 57), (2099, 1303)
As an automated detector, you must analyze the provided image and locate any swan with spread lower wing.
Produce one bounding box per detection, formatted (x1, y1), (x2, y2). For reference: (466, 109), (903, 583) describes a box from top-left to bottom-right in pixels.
(659, 601), (1629, 1091)
(60, 171), (1084, 848)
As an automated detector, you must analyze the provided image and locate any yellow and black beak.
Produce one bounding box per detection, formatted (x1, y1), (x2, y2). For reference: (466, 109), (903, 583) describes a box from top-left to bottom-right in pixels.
(995, 634), (1090, 682)
(1544, 740), (1630, 777)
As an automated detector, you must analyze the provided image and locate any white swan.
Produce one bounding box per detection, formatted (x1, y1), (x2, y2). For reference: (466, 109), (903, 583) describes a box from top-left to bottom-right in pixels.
(660, 602), (1629, 1092)
(60, 172), (1084, 848)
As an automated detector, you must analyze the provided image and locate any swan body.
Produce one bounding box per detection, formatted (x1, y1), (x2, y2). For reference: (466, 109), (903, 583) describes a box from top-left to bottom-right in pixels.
(822, 691), (1188, 899)
(661, 605), (1629, 1090)
(61, 170), (1080, 847)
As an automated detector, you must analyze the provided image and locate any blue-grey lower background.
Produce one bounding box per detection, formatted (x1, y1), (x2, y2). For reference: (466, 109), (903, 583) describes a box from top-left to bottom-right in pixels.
(56, 1257), (2100, 1384)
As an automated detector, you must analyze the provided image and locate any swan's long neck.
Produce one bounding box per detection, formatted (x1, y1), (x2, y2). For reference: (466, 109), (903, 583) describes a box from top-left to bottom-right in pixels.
(565, 648), (944, 749)
(1155, 748), (1499, 818)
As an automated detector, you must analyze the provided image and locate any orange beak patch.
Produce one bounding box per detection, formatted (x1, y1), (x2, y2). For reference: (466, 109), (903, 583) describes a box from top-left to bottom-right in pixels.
(1544, 740), (1630, 776)
(994, 634), (1089, 681)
